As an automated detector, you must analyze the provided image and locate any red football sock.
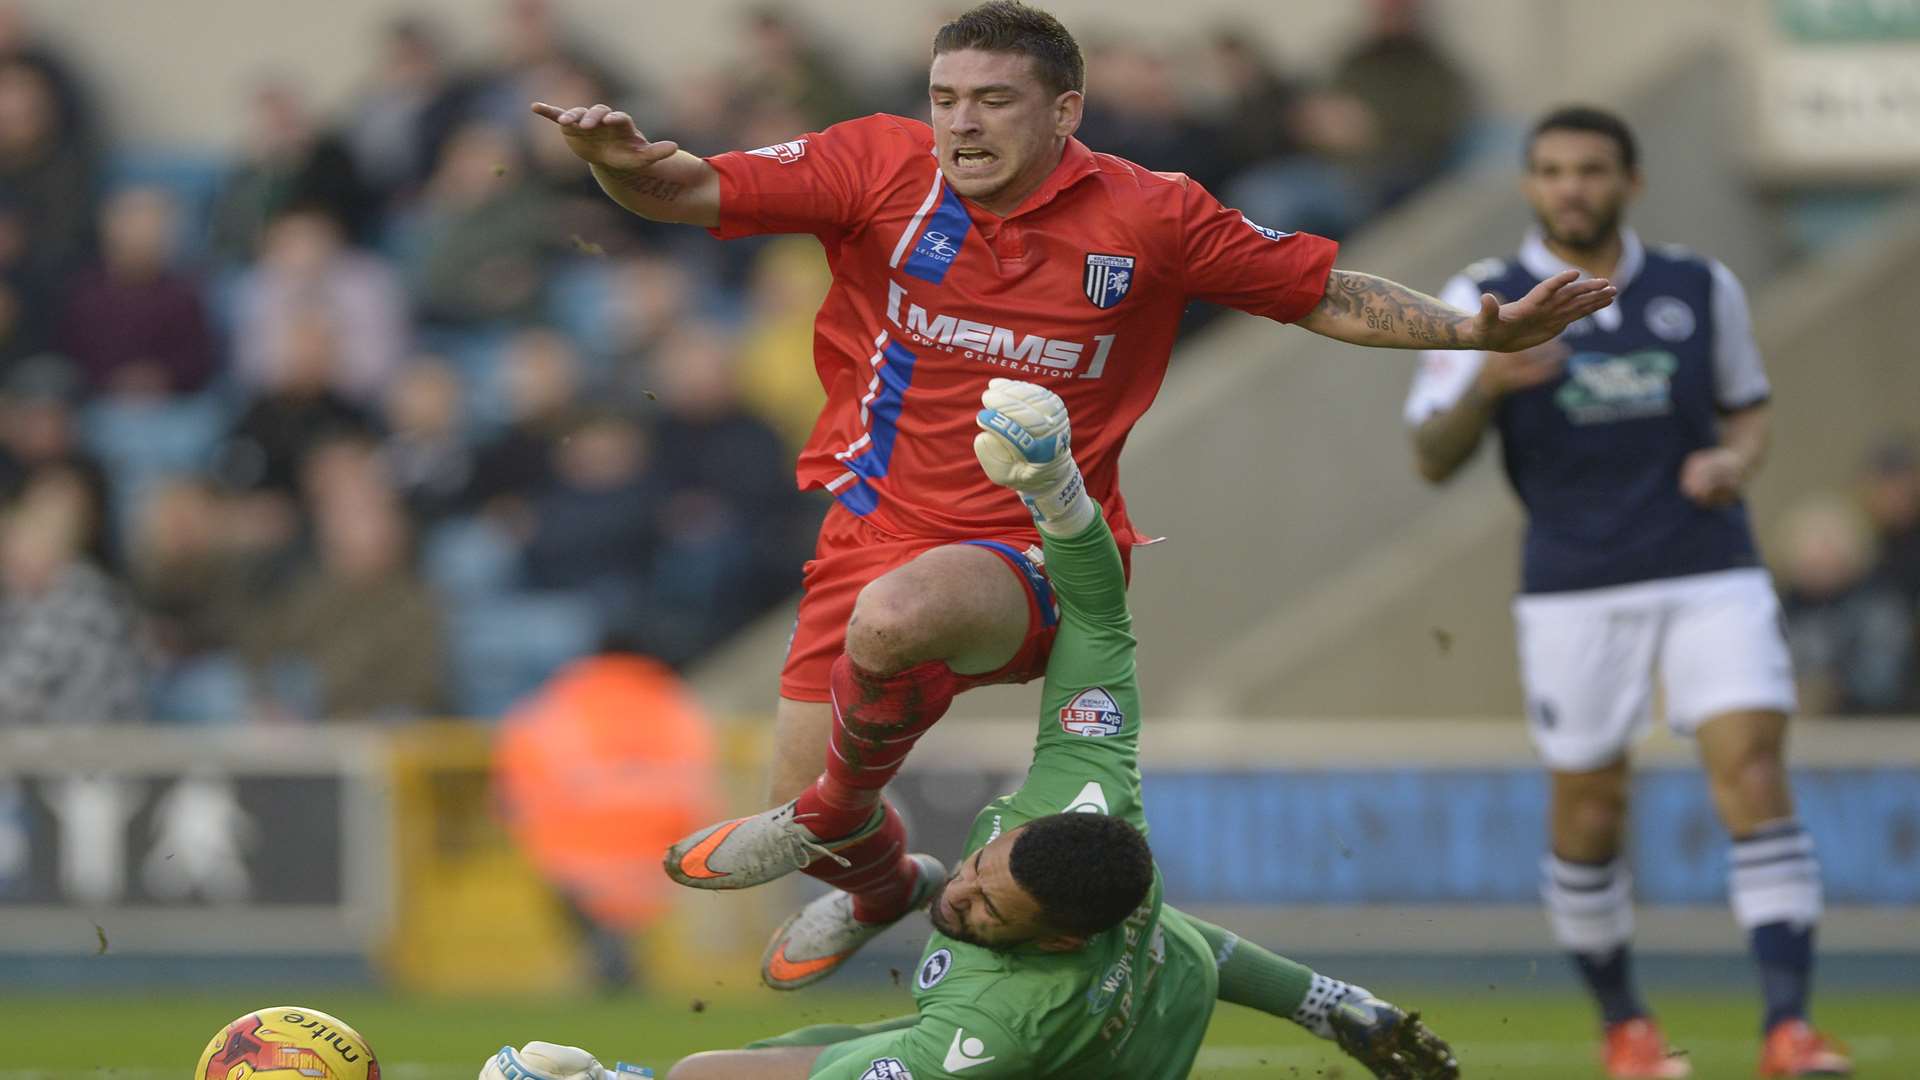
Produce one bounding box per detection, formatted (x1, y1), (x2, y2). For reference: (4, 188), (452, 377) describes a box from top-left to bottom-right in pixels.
(795, 655), (960, 838)
(799, 799), (922, 924)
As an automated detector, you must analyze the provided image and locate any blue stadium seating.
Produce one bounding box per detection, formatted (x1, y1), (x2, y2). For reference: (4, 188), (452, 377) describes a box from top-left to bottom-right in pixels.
(446, 590), (601, 717)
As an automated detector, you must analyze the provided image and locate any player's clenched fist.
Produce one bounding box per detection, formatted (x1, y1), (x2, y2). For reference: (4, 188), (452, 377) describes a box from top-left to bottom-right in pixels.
(529, 102), (678, 171)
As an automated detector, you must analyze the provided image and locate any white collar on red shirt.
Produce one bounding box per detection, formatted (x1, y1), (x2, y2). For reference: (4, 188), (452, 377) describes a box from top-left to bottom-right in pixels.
(1517, 225), (1643, 332)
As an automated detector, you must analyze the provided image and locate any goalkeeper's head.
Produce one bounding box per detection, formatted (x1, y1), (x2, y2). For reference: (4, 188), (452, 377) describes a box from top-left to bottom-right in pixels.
(928, 812), (1153, 952)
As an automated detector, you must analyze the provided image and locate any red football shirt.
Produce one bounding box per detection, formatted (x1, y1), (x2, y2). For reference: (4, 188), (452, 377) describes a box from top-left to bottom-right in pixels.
(706, 114), (1338, 544)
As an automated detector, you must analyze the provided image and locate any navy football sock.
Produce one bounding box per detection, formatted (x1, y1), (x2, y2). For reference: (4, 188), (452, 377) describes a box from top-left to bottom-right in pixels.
(1571, 944), (1648, 1026)
(1752, 921), (1814, 1031)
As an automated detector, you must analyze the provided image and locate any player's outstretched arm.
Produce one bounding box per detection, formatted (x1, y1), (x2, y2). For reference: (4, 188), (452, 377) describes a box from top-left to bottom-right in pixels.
(530, 102), (720, 228)
(1177, 912), (1461, 1079)
(1298, 268), (1614, 352)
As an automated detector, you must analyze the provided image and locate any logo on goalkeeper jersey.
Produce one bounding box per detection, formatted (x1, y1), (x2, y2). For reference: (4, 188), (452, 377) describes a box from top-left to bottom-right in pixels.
(746, 139), (807, 164)
(859, 1059), (913, 1080)
(917, 948), (953, 990)
(1060, 687), (1124, 736)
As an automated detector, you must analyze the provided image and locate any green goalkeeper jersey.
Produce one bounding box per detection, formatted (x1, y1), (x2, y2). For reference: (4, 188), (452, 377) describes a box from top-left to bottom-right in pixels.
(808, 515), (1219, 1080)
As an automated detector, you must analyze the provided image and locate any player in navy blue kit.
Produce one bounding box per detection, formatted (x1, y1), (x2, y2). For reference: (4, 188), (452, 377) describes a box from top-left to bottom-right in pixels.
(1405, 107), (1851, 1080)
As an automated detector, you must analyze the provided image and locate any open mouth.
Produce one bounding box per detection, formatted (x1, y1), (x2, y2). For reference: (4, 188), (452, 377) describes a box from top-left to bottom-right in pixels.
(952, 148), (998, 172)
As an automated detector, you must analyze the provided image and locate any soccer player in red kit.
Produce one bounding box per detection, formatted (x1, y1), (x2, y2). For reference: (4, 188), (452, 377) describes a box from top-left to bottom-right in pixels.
(532, 1), (1613, 989)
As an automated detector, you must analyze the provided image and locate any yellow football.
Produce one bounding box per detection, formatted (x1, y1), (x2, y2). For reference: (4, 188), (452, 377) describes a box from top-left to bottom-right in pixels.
(195, 1007), (380, 1080)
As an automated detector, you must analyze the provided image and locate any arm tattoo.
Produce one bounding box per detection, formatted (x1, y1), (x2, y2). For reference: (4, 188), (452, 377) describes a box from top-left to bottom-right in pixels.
(617, 172), (683, 202)
(1312, 269), (1466, 347)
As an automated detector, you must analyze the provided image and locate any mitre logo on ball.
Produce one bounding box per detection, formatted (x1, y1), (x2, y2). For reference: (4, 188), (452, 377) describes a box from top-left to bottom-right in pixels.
(1059, 687), (1123, 736)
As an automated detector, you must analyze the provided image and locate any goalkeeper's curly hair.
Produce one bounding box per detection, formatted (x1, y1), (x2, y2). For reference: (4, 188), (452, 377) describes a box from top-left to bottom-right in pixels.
(1009, 812), (1154, 938)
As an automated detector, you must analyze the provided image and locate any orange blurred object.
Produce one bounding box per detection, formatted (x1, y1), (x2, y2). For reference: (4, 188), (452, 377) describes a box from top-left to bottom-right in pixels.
(494, 654), (721, 929)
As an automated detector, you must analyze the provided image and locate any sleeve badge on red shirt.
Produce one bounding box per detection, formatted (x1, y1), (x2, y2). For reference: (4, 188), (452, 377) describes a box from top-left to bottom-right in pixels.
(1084, 253), (1135, 309)
(745, 139), (808, 164)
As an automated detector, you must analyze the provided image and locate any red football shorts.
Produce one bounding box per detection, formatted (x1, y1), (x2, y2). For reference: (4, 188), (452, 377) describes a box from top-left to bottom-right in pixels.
(779, 505), (1132, 702)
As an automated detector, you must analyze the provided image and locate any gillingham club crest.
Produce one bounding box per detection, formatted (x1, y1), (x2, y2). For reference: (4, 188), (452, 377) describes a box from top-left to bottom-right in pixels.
(1083, 253), (1134, 309)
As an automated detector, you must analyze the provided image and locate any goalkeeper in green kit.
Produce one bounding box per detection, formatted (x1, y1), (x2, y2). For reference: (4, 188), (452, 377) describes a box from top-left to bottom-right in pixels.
(482, 380), (1459, 1080)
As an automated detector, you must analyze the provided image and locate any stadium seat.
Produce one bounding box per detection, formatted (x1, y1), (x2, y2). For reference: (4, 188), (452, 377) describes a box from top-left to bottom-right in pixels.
(104, 147), (227, 263)
(148, 653), (250, 725)
(447, 591), (602, 718)
(80, 393), (230, 535)
(420, 515), (522, 600)
(415, 326), (515, 435)
(544, 260), (620, 361)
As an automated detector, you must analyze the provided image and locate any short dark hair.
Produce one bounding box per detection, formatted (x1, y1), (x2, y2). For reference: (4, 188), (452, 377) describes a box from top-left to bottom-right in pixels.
(933, 1), (1085, 97)
(1008, 813), (1153, 938)
(1527, 105), (1638, 171)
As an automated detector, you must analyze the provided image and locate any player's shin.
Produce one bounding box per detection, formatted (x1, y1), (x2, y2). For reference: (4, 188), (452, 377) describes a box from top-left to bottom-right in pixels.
(1729, 819), (1823, 1032)
(797, 655), (962, 831)
(790, 654), (959, 922)
(1543, 855), (1650, 1026)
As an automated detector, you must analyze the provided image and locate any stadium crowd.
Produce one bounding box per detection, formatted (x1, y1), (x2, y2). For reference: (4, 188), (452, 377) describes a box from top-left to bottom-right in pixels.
(0, 0), (1909, 726)
(0, 0), (1487, 726)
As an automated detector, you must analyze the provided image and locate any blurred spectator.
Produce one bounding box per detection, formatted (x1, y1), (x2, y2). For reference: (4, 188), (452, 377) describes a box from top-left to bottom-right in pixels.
(57, 187), (217, 400)
(1198, 30), (1310, 179)
(403, 123), (558, 328)
(1078, 41), (1225, 186)
(0, 57), (97, 291)
(1860, 438), (1920, 610)
(240, 468), (446, 721)
(520, 408), (658, 605)
(469, 327), (585, 511)
(0, 2), (100, 162)
(493, 634), (720, 988)
(130, 478), (275, 665)
(207, 79), (379, 260)
(603, 253), (701, 364)
(344, 15), (467, 206)
(736, 238), (829, 452)
(1777, 496), (1915, 716)
(216, 308), (379, 498)
(732, 7), (861, 133)
(381, 357), (474, 525)
(129, 477), (284, 722)
(1327, 0), (1474, 205)
(230, 208), (409, 402)
(0, 465), (145, 725)
(642, 323), (810, 662)
(0, 355), (109, 512)
(462, 0), (629, 134)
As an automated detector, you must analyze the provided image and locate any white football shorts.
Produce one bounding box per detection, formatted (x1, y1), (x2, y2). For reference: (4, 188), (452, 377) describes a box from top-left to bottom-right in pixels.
(1512, 567), (1798, 772)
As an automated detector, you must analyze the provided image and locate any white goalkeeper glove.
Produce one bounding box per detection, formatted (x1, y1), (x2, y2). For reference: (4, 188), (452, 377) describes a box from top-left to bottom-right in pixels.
(973, 378), (1094, 535)
(480, 1042), (652, 1080)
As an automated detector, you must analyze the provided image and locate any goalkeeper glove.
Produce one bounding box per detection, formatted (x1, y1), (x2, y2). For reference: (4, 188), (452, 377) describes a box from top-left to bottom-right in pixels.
(480, 1042), (652, 1080)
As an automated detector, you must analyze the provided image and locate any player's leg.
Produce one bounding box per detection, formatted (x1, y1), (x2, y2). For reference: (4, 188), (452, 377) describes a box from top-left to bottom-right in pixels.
(666, 538), (1029, 888)
(664, 1015), (922, 1080)
(767, 696), (834, 805)
(795, 541), (1033, 836)
(1658, 569), (1849, 1075)
(1177, 910), (1459, 1078)
(662, 1048), (821, 1080)
(1514, 587), (1686, 1078)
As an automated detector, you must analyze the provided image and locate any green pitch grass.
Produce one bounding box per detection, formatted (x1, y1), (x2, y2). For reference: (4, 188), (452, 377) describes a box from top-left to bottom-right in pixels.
(2, 987), (1913, 1079)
